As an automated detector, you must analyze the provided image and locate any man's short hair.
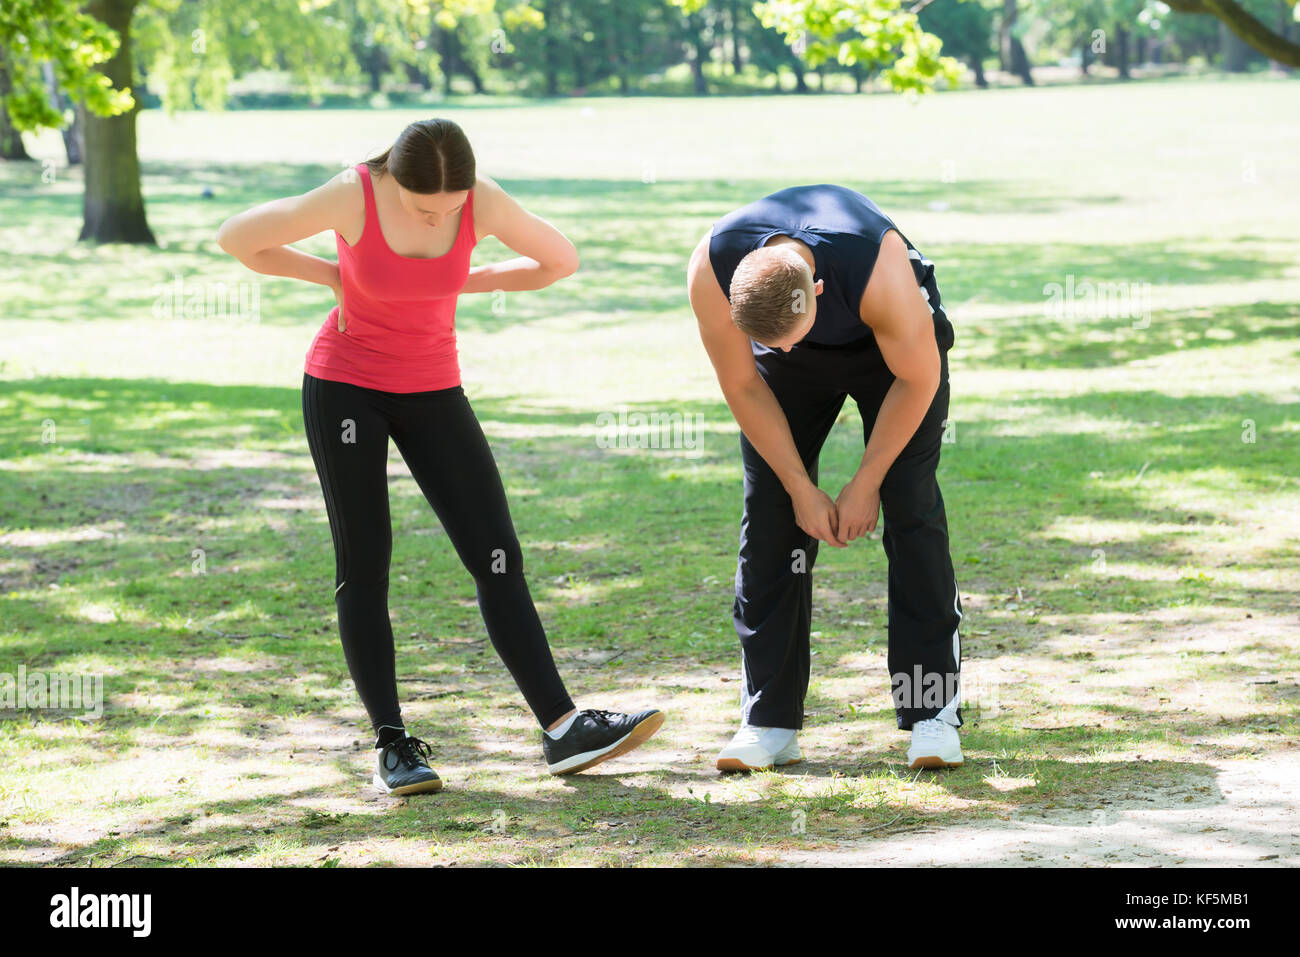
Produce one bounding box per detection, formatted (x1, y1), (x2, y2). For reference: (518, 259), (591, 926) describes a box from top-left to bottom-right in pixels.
(729, 246), (814, 343)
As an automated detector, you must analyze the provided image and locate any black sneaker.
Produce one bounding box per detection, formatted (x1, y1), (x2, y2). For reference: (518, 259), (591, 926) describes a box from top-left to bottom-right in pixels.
(372, 734), (443, 795)
(543, 709), (664, 775)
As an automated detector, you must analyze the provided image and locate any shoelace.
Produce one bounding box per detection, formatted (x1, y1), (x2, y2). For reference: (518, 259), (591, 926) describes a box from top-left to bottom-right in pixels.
(584, 709), (616, 727)
(915, 720), (947, 739)
(392, 735), (434, 770)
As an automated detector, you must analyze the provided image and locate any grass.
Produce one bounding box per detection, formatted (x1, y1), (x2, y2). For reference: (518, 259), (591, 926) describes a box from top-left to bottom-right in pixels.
(0, 76), (1298, 867)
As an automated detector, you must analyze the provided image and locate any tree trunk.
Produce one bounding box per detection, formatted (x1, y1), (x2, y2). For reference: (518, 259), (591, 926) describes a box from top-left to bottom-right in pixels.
(729, 0), (743, 73)
(1221, 21), (1250, 72)
(611, 18), (630, 95)
(1001, 0), (1034, 85)
(689, 12), (709, 94)
(574, 32), (588, 89)
(1010, 36), (1033, 84)
(70, 102), (87, 165)
(1081, 39), (1091, 75)
(1274, 0), (1294, 72)
(42, 61), (84, 165)
(998, 0), (1012, 71)
(436, 26), (482, 95)
(404, 62), (432, 91)
(970, 54), (987, 88)
(0, 58), (33, 161)
(0, 107), (31, 161)
(456, 28), (486, 94)
(81, 0), (154, 244)
(1163, 0), (1300, 68)
(1116, 25), (1130, 78)
(542, 1), (560, 95)
(438, 26), (453, 94)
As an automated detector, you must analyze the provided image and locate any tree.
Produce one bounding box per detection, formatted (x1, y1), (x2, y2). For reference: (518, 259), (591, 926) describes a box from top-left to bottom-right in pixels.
(81, 0), (351, 243)
(999, 0), (1034, 84)
(917, 0), (995, 87)
(1162, 0), (1300, 66)
(0, 0), (132, 165)
(684, 5), (714, 93)
(79, 0), (153, 243)
(42, 61), (84, 164)
(748, 0), (963, 93)
(1, 54), (33, 160)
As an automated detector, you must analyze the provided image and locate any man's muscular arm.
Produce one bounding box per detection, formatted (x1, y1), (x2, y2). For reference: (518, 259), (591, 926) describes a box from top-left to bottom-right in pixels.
(834, 229), (942, 542)
(687, 232), (845, 547)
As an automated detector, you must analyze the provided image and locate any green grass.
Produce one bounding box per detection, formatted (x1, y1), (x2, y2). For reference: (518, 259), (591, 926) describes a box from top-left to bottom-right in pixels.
(0, 76), (1298, 866)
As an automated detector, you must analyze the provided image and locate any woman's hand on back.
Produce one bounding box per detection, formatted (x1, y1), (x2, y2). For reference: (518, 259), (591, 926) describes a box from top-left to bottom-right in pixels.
(216, 171), (359, 299)
(330, 264), (346, 332)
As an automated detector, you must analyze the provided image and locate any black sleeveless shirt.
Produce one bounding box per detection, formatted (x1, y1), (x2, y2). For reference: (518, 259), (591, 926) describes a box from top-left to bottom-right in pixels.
(709, 184), (953, 352)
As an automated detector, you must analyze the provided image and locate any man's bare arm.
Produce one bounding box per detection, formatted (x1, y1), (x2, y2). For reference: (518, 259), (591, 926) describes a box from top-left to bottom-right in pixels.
(834, 229), (942, 541)
(687, 232), (845, 547)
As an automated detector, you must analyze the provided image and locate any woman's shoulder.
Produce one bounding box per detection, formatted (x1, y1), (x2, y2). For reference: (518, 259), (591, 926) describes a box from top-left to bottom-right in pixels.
(469, 174), (506, 238)
(472, 173), (505, 207)
(320, 166), (367, 244)
(320, 165), (367, 206)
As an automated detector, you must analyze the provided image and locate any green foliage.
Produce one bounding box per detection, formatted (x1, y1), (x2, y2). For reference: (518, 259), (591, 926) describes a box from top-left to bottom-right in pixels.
(0, 0), (133, 132)
(917, 0), (994, 64)
(133, 0), (360, 112)
(751, 0), (963, 92)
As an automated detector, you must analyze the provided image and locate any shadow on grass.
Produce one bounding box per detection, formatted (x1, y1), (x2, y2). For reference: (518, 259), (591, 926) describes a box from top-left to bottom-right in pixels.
(0, 705), (1240, 867)
(10, 161), (1293, 334)
(2, 358), (1295, 863)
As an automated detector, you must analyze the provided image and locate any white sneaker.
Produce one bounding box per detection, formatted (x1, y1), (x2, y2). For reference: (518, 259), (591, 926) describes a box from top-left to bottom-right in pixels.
(907, 718), (963, 769)
(716, 725), (801, 772)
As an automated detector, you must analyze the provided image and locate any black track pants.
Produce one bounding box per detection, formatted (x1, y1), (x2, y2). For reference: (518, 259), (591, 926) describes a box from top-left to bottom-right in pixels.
(301, 372), (575, 731)
(733, 341), (962, 731)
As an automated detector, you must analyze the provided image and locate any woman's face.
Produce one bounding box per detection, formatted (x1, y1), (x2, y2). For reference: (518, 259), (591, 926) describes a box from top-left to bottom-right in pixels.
(398, 186), (469, 228)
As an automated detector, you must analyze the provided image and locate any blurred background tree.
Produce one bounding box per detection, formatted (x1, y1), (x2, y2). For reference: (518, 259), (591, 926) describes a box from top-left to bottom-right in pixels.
(3, 0), (1296, 244)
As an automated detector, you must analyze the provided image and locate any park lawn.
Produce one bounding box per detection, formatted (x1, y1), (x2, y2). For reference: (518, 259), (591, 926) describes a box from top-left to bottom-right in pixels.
(0, 76), (1298, 866)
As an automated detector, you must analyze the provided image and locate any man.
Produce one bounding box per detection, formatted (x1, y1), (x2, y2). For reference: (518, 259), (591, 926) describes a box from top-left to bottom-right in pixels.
(686, 184), (963, 772)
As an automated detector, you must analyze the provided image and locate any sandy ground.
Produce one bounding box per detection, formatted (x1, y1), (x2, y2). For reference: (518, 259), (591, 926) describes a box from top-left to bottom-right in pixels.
(775, 753), (1300, 866)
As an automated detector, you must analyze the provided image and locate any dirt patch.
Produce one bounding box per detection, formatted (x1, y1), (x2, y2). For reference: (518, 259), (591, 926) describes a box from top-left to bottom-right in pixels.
(774, 753), (1300, 866)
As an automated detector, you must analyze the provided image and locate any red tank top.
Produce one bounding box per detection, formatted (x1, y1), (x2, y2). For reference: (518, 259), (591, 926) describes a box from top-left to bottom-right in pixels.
(304, 163), (477, 393)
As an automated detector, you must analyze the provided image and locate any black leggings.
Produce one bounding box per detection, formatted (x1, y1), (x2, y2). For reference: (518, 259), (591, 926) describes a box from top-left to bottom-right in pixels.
(301, 372), (575, 731)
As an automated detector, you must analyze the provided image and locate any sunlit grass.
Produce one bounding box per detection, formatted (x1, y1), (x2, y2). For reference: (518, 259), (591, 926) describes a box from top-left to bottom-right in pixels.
(0, 77), (1297, 866)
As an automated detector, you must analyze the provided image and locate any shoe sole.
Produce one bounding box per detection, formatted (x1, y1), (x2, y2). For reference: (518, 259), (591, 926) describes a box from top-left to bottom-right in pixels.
(547, 711), (665, 775)
(716, 756), (803, 773)
(908, 754), (963, 770)
(372, 772), (444, 796)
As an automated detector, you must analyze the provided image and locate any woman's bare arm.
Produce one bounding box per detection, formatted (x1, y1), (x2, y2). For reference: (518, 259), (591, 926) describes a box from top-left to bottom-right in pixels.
(460, 176), (579, 294)
(216, 172), (358, 293)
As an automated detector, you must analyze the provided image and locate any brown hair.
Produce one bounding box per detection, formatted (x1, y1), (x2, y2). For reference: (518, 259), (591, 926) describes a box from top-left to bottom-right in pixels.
(364, 118), (476, 194)
(729, 246), (815, 343)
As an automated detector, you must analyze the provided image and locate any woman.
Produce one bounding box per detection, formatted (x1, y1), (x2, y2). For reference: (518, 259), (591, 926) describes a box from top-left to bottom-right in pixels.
(217, 119), (662, 795)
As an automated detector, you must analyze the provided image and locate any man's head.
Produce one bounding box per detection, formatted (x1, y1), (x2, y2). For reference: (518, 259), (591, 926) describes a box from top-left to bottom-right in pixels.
(729, 245), (823, 350)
